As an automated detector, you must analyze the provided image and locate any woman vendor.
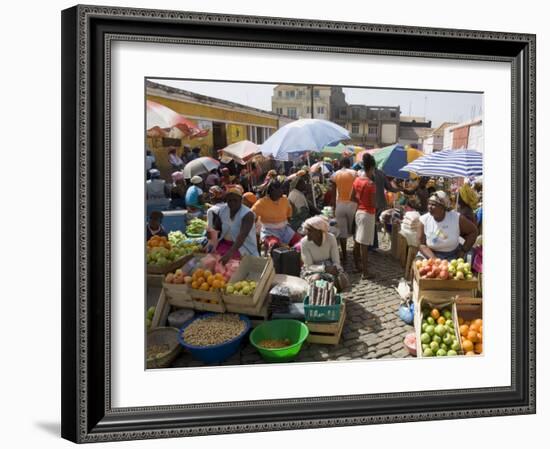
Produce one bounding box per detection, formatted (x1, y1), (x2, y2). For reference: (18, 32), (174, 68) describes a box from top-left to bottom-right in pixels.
(251, 180), (302, 252)
(206, 185), (259, 264)
(288, 170), (318, 230)
(457, 183), (479, 225)
(299, 215), (345, 288)
(417, 191), (478, 261)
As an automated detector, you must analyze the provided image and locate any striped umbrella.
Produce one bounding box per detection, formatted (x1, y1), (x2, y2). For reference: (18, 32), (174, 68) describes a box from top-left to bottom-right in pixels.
(401, 149), (483, 178)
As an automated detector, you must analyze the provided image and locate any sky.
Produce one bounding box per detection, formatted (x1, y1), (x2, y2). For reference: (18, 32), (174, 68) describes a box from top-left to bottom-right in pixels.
(152, 78), (483, 128)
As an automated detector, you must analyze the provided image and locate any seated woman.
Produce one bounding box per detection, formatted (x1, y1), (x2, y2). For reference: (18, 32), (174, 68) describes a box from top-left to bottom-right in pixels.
(299, 215), (345, 288)
(206, 185), (259, 264)
(288, 171), (318, 231)
(417, 191), (478, 262)
(251, 180), (302, 253)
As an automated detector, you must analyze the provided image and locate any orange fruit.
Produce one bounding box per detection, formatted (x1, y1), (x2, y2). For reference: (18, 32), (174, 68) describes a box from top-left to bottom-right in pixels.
(465, 351), (476, 356)
(214, 273), (224, 281)
(437, 316), (446, 326)
(462, 339), (474, 352)
(207, 275), (215, 286)
(476, 333), (482, 343)
(458, 317), (464, 325)
(430, 309), (440, 320)
(471, 319), (483, 332)
(191, 281), (199, 289)
(203, 270), (213, 279)
(200, 283), (209, 291)
(196, 277), (206, 286)
(212, 280), (222, 289)
(459, 325), (470, 337)
(474, 343), (483, 354)
(464, 321), (471, 327)
(194, 269), (204, 279)
(467, 330), (479, 343)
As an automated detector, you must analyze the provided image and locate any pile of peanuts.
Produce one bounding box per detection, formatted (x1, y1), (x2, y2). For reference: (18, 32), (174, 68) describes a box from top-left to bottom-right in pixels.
(182, 314), (246, 347)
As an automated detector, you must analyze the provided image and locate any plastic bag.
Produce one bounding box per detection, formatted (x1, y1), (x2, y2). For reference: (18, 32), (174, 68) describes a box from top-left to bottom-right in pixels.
(399, 300), (415, 325)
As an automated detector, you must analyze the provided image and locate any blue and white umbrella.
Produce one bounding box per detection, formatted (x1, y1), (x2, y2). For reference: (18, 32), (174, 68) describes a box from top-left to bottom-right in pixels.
(260, 119), (350, 161)
(401, 149), (483, 178)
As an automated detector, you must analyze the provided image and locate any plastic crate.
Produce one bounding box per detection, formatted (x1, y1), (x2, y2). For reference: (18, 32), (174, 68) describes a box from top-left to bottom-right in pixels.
(303, 294), (342, 322)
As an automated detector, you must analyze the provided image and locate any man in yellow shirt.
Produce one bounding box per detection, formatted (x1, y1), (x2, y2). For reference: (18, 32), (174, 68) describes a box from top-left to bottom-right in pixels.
(330, 157), (357, 264)
(251, 180), (302, 253)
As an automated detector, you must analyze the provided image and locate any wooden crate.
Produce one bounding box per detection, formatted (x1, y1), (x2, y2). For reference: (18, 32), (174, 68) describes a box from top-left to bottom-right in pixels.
(306, 301), (346, 345)
(150, 289), (170, 329)
(391, 223), (400, 259)
(405, 246), (419, 281)
(414, 296), (461, 358)
(224, 274), (273, 316)
(397, 233), (408, 267)
(189, 288), (225, 313)
(162, 283), (194, 308)
(146, 253), (194, 275)
(147, 273), (165, 288)
(412, 264), (478, 305)
(222, 256), (275, 308)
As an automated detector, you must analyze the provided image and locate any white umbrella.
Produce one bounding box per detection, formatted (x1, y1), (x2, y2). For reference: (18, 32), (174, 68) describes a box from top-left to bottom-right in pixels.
(259, 119), (350, 161)
(259, 119), (349, 207)
(219, 140), (260, 165)
(182, 157), (220, 179)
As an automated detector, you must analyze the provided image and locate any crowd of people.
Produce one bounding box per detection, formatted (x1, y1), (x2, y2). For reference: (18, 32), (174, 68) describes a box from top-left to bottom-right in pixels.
(146, 144), (483, 288)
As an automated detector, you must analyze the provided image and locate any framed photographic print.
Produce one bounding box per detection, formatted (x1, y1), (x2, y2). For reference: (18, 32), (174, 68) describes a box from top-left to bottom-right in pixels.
(61, 4), (536, 443)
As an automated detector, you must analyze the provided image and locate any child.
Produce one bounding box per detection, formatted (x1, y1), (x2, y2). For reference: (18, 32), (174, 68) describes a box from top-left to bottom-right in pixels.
(146, 210), (167, 241)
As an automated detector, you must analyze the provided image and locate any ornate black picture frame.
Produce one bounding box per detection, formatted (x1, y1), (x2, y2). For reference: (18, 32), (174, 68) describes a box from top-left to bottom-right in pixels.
(61, 4), (536, 443)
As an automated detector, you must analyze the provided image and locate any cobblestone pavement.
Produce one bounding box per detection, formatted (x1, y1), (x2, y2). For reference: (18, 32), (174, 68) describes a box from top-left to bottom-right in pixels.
(167, 232), (414, 368)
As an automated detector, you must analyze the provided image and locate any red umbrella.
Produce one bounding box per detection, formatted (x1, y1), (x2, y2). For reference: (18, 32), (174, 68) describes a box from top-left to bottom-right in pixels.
(146, 100), (208, 138)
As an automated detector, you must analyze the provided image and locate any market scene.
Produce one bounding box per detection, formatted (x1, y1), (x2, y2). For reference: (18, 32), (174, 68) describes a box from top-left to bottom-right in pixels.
(145, 80), (484, 368)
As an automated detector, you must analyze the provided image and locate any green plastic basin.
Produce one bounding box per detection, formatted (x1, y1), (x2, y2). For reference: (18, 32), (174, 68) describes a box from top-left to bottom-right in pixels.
(249, 319), (309, 362)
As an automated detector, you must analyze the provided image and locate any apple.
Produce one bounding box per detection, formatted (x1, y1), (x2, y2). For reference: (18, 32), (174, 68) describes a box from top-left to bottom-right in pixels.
(436, 348), (447, 357)
(429, 341), (439, 352)
(432, 334), (442, 344)
(435, 324), (446, 337)
(455, 271), (465, 280)
(451, 341), (461, 351)
(443, 334), (453, 346)
(443, 310), (452, 320)
(420, 333), (431, 344)
(447, 350), (458, 356)
(423, 348), (434, 357)
(427, 317), (435, 325)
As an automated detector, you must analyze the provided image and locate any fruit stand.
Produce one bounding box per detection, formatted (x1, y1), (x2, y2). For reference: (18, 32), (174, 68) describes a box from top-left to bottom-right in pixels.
(412, 258), (480, 305)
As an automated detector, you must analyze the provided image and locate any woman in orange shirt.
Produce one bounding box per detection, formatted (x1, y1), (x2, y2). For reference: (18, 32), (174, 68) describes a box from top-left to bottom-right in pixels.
(251, 180), (302, 252)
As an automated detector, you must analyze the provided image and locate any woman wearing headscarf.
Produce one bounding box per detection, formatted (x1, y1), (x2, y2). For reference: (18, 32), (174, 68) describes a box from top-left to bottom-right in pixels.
(170, 171), (186, 209)
(457, 183), (479, 225)
(185, 175), (205, 216)
(299, 215), (345, 288)
(288, 170), (317, 231)
(206, 185), (259, 264)
(167, 147), (184, 171)
(417, 191), (478, 261)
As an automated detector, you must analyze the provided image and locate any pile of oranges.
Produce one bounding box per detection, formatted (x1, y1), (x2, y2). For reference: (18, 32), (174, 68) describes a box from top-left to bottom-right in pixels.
(458, 317), (483, 355)
(147, 235), (171, 250)
(189, 268), (226, 292)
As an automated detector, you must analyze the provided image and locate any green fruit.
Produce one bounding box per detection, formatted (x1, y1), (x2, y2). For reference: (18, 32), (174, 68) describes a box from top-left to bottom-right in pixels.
(422, 344), (430, 351)
(420, 333), (431, 344)
(146, 306), (155, 319)
(436, 349), (447, 357)
(432, 335), (442, 344)
(423, 348), (434, 357)
(429, 341), (439, 352)
(226, 286), (235, 294)
(443, 334), (453, 346)
(443, 309), (452, 320)
(435, 324), (446, 337)
(451, 341), (461, 351)
(427, 317), (435, 325)
(421, 323), (428, 332)
(440, 343), (448, 352)
(446, 319), (454, 328)
(425, 325), (435, 336)
(447, 350), (458, 356)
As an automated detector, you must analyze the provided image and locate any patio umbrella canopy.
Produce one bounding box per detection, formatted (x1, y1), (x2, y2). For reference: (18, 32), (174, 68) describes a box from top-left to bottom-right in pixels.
(146, 100), (208, 138)
(219, 140), (260, 165)
(182, 157), (220, 179)
(370, 144), (424, 179)
(401, 149), (483, 178)
(259, 119), (350, 161)
(317, 142), (353, 159)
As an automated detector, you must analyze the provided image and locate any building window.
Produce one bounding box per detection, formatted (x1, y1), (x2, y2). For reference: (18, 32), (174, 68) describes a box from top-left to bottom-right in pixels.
(352, 123), (360, 134)
(285, 90), (295, 98)
(314, 89), (320, 98)
(297, 90), (304, 98)
(352, 108), (360, 120)
(390, 111), (397, 118)
(306, 106), (311, 114)
(275, 107), (283, 115)
(287, 107), (297, 118)
(368, 125), (378, 137)
(278, 91), (282, 97)
(340, 108), (347, 116)
(317, 106), (325, 114)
